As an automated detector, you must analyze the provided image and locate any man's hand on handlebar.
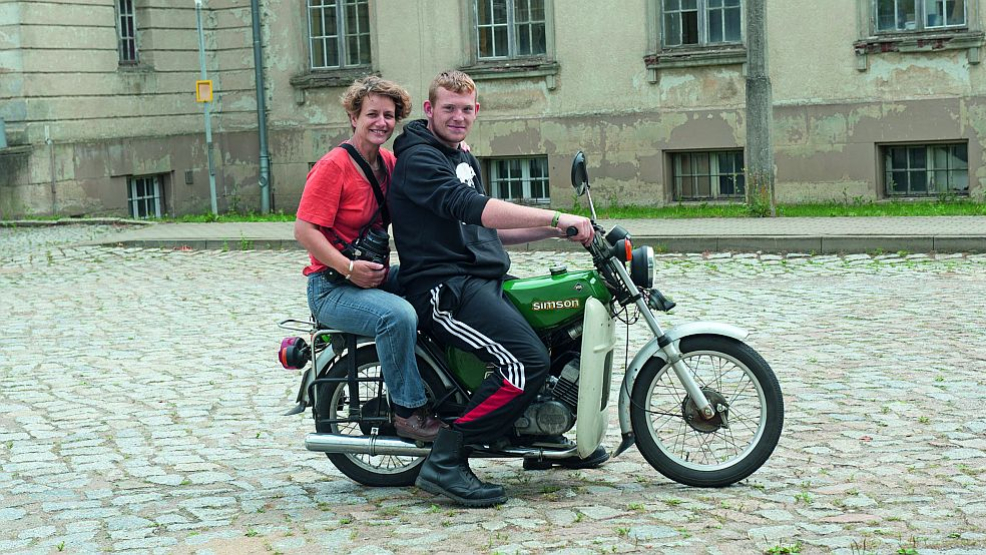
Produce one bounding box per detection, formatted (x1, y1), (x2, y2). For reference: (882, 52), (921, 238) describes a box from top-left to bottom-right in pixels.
(556, 213), (595, 246)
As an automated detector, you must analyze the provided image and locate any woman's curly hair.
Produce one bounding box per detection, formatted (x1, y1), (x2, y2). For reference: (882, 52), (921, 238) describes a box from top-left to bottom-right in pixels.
(340, 76), (412, 123)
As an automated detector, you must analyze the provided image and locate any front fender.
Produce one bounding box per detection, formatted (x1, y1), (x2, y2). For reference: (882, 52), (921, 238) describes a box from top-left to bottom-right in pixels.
(616, 322), (749, 437)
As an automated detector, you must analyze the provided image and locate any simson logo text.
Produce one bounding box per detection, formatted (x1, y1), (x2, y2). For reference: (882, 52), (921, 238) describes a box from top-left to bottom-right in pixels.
(531, 299), (580, 311)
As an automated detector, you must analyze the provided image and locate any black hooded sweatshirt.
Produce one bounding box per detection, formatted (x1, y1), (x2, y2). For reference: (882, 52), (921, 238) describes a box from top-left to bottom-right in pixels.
(389, 119), (510, 300)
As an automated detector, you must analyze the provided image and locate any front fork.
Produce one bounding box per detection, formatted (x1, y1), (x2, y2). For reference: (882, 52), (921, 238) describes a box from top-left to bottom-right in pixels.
(609, 260), (715, 419)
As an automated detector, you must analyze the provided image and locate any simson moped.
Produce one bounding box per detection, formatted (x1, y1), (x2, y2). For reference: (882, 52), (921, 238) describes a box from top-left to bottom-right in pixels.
(277, 151), (783, 488)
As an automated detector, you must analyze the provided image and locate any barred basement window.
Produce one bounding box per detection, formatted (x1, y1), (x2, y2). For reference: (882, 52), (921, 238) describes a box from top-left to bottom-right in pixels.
(488, 157), (550, 204)
(884, 143), (968, 196)
(308, 0), (371, 69)
(671, 150), (745, 200)
(128, 176), (163, 219)
(476, 0), (547, 59)
(875, 0), (966, 32)
(117, 0), (138, 64)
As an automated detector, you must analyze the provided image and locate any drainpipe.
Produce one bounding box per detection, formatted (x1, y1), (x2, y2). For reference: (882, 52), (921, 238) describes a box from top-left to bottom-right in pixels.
(250, 0), (271, 213)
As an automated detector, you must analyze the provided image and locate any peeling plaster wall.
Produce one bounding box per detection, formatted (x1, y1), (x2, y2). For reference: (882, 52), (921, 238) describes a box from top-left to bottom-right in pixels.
(3, 0), (985, 217)
(1, 0), (262, 217)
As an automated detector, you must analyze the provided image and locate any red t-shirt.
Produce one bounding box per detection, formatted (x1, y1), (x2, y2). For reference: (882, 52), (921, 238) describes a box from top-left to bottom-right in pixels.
(297, 146), (396, 276)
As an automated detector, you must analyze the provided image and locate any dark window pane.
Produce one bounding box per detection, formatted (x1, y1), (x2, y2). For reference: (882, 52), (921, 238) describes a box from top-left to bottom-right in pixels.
(709, 10), (723, 43)
(710, 0), (722, 7)
(951, 170), (968, 191)
(516, 0), (529, 21)
(696, 175), (711, 197)
(735, 173), (746, 195)
(530, 0), (545, 20)
(478, 0), (491, 25)
(682, 0), (697, 9)
(494, 26), (507, 56)
(911, 170), (928, 192)
(899, 0), (916, 29)
(358, 34), (371, 64)
(948, 0), (966, 25)
(493, 0), (507, 22)
(877, 0), (897, 30)
(479, 27), (493, 57)
(909, 146), (926, 170)
(890, 171), (908, 193)
(724, 6), (741, 41)
(665, 0), (680, 10)
(695, 152), (710, 175)
(951, 143), (968, 168)
(719, 175), (735, 195)
(665, 13), (681, 46)
(518, 23), (531, 54)
(889, 147), (907, 170)
(682, 10), (699, 44)
(530, 23), (546, 54)
(718, 152), (734, 173)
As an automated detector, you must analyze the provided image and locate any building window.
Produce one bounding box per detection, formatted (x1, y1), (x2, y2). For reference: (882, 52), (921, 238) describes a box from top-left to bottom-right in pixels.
(671, 150), (745, 200)
(663, 0), (742, 48)
(487, 157), (550, 204)
(307, 0), (371, 70)
(475, 0), (546, 59)
(884, 143), (968, 196)
(116, 0), (138, 64)
(128, 176), (163, 219)
(876, 0), (966, 32)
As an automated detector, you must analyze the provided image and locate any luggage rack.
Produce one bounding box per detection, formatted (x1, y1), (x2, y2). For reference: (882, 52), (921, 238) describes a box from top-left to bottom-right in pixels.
(278, 319), (390, 427)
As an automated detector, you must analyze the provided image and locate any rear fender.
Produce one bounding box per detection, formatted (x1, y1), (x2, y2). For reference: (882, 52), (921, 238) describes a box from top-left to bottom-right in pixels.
(616, 322), (749, 437)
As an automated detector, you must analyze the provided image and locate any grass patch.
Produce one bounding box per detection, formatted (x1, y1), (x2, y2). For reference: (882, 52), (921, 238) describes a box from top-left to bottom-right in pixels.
(570, 199), (986, 219)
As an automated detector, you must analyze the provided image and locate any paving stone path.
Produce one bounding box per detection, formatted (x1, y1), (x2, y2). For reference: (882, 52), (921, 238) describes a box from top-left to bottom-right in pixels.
(2, 225), (985, 554)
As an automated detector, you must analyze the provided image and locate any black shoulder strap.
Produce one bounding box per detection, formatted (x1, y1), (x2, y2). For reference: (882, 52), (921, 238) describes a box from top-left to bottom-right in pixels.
(339, 143), (390, 226)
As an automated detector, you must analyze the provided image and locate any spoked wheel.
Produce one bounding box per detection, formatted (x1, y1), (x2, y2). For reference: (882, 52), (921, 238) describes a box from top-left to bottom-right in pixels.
(315, 346), (432, 487)
(630, 335), (783, 487)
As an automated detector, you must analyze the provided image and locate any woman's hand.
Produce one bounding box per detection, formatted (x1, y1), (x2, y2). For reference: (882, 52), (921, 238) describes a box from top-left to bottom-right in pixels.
(348, 260), (387, 289)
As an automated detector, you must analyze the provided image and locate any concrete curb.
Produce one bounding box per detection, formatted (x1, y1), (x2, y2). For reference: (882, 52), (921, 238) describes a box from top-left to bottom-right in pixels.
(1, 218), (153, 227)
(92, 234), (986, 254)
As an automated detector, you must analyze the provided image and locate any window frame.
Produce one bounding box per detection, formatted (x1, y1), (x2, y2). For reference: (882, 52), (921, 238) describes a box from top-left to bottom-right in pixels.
(854, 0), (984, 69)
(644, 0), (747, 81)
(127, 175), (164, 219)
(306, 0), (372, 71)
(874, 0), (967, 34)
(669, 149), (746, 202)
(880, 142), (969, 197)
(474, 0), (548, 61)
(661, 0), (744, 49)
(115, 0), (138, 65)
(461, 0), (559, 89)
(485, 156), (551, 205)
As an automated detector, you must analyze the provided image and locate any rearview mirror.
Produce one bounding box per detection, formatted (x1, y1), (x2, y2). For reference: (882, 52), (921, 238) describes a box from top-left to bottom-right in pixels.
(571, 151), (589, 196)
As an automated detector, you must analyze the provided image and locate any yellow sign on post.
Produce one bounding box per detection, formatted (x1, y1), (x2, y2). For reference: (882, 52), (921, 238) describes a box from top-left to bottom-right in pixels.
(195, 80), (213, 103)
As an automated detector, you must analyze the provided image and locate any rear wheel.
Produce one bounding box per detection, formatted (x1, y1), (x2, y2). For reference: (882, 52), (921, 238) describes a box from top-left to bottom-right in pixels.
(315, 346), (439, 487)
(630, 335), (783, 487)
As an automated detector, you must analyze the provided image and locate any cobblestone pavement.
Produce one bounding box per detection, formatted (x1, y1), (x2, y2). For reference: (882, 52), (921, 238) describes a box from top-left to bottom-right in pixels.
(2, 225), (985, 555)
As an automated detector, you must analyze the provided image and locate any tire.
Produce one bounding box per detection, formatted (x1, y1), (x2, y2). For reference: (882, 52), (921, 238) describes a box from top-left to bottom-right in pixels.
(314, 345), (443, 487)
(630, 335), (783, 487)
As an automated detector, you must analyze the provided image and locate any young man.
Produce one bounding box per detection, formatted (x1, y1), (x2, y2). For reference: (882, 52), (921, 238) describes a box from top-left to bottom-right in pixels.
(389, 70), (607, 507)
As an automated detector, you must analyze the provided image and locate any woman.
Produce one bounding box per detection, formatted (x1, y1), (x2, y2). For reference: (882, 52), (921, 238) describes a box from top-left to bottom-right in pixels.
(294, 77), (442, 442)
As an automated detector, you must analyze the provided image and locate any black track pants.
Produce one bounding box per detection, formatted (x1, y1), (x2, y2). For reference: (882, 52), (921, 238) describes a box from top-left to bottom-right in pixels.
(413, 276), (549, 445)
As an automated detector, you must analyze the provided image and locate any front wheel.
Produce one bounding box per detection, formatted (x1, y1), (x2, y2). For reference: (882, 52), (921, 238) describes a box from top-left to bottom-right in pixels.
(630, 335), (783, 487)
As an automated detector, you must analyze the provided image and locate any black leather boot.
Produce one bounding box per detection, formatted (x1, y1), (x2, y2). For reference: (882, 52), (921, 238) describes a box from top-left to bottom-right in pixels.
(415, 428), (507, 507)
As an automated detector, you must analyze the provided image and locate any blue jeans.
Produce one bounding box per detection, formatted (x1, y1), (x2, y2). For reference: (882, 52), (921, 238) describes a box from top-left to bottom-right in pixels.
(307, 266), (427, 409)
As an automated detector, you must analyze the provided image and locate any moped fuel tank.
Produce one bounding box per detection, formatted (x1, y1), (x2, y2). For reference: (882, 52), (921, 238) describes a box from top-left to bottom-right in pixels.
(503, 269), (611, 331)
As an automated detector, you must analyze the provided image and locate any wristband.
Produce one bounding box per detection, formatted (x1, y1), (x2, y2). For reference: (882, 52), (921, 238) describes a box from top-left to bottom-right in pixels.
(344, 260), (354, 280)
(550, 211), (561, 227)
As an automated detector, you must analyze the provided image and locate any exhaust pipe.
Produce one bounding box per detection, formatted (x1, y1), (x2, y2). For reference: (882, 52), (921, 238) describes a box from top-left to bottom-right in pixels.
(305, 433), (431, 457)
(305, 433), (580, 460)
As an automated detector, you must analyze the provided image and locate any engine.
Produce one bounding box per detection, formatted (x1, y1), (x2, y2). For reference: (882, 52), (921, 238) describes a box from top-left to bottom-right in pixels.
(513, 357), (580, 436)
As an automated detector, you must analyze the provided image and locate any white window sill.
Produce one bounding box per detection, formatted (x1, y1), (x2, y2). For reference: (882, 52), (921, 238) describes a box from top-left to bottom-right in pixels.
(460, 60), (560, 90)
(644, 45), (747, 82)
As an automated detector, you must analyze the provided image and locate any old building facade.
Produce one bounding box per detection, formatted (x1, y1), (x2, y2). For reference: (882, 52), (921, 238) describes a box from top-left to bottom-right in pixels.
(1, 0), (983, 218)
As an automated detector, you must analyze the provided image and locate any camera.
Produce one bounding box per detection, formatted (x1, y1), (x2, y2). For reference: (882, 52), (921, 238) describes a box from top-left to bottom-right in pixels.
(349, 228), (390, 266)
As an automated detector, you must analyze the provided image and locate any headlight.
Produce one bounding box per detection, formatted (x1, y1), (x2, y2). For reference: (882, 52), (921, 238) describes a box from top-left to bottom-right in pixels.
(629, 246), (654, 288)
